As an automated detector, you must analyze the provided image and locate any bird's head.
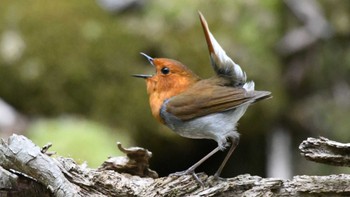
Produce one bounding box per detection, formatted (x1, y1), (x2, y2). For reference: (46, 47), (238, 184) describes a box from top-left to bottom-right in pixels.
(133, 53), (200, 97)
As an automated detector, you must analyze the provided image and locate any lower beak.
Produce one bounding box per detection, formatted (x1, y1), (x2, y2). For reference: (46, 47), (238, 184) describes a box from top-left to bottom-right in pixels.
(132, 74), (152, 79)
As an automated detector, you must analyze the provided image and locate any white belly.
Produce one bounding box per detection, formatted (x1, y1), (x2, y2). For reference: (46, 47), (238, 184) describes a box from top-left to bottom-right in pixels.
(162, 104), (249, 149)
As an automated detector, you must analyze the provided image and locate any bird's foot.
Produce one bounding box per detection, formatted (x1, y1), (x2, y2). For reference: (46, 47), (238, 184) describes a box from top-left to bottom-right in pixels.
(169, 170), (189, 177)
(202, 173), (227, 186)
(213, 173), (227, 181)
(169, 170), (205, 186)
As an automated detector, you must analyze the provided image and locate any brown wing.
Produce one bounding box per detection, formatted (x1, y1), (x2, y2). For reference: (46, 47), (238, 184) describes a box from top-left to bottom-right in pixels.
(165, 81), (271, 121)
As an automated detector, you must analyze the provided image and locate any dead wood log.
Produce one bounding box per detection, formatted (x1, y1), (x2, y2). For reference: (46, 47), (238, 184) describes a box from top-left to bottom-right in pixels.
(1, 134), (350, 196)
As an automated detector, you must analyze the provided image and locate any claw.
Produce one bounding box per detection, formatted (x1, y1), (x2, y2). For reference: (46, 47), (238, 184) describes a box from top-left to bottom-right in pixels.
(169, 170), (188, 177)
(213, 173), (226, 181)
(191, 172), (205, 187)
(169, 170), (205, 187)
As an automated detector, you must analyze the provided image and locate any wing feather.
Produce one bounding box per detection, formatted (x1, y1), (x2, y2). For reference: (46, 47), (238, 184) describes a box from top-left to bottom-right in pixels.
(165, 81), (271, 121)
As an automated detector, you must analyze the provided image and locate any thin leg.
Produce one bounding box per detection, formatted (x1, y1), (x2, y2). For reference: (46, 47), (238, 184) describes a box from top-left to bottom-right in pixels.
(170, 146), (221, 176)
(214, 137), (239, 178)
(170, 146), (221, 186)
(185, 146), (221, 173)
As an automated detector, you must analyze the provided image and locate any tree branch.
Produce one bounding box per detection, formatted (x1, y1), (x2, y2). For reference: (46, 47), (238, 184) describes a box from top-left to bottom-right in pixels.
(0, 135), (80, 196)
(1, 134), (350, 196)
(300, 136), (350, 167)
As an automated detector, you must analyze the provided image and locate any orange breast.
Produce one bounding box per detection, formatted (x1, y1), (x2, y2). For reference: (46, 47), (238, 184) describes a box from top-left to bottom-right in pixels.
(146, 76), (198, 124)
(149, 92), (166, 123)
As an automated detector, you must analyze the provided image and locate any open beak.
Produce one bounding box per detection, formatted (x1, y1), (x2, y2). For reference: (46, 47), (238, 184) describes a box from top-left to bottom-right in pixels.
(132, 52), (155, 79)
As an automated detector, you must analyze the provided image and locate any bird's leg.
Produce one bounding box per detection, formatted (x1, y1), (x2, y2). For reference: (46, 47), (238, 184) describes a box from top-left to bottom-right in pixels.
(170, 146), (221, 176)
(214, 136), (239, 179)
(170, 146), (221, 184)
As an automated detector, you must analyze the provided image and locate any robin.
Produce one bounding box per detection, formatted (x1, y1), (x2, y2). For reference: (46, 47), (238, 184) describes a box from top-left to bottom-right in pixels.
(133, 12), (271, 183)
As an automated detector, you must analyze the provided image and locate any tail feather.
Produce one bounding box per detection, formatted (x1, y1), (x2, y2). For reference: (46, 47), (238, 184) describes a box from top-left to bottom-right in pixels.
(252, 90), (272, 104)
(199, 12), (246, 86)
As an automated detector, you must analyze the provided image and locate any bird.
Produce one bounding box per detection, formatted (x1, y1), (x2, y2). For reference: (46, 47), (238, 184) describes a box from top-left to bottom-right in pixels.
(133, 12), (271, 183)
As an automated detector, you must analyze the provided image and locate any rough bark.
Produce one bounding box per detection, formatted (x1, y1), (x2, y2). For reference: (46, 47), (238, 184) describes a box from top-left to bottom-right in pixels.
(1, 134), (350, 197)
(300, 137), (350, 167)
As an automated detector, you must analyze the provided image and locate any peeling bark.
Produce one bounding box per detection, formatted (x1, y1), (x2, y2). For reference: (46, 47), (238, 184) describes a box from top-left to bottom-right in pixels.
(1, 134), (350, 196)
(300, 137), (350, 167)
(0, 135), (80, 196)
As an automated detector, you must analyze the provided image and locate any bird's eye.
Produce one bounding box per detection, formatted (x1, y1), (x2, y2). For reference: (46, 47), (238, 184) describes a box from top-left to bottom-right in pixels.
(161, 67), (170, 75)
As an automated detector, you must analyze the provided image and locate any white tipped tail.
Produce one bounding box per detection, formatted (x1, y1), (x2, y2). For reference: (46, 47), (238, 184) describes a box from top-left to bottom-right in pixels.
(199, 12), (246, 86)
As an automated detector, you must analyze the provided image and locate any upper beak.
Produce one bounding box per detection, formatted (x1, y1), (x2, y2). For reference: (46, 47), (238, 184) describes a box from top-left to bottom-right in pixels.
(132, 52), (155, 79)
(140, 52), (154, 66)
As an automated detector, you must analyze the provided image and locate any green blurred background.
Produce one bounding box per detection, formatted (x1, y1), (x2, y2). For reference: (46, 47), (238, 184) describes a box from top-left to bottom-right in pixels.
(0, 0), (349, 178)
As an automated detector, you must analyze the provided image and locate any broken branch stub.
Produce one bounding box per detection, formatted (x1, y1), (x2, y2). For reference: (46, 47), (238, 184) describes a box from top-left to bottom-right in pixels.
(98, 142), (158, 178)
(299, 137), (350, 167)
